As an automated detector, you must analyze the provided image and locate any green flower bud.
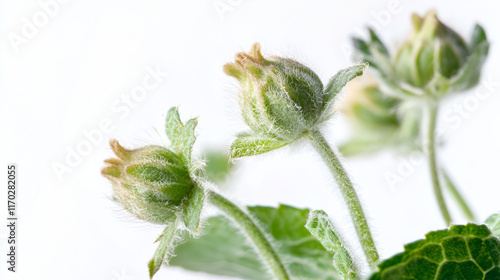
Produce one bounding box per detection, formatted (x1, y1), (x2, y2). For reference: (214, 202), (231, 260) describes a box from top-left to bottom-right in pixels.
(226, 43), (366, 158)
(102, 139), (195, 224)
(353, 10), (489, 98)
(224, 43), (325, 142)
(395, 10), (468, 87)
(102, 109), (209, 278)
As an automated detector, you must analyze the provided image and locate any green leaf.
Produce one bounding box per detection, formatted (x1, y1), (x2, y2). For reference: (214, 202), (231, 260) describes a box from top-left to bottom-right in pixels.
(324, 64), (367, 104)
(486, 213), (500, 239)
(170, 205), (340, 280)
(306, 210), (359, 280)
(230, 133), (290, 158)
(165, 107), (198, 163)
(182, 186), (206, 235)
(370, 224), (500, 280)
(148, 224), (180, 278)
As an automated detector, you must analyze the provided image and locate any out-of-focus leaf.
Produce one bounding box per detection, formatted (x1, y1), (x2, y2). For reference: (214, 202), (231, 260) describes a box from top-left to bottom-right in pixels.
(171, 205), (340, 280)
(203, 149), (234, 184)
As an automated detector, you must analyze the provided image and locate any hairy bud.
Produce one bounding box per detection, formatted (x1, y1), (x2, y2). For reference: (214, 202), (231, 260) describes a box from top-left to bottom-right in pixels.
(224, 43), (325, 141)
(226, 43), (366, 158)
(102, 140), (195, 224)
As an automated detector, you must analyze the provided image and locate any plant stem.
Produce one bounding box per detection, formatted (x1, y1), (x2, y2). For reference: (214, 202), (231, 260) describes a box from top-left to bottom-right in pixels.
(441, 169), (476, 222)
(425, 102), (452, 226)
(308, 128), (379, 270)
(208, 191), (290, 280)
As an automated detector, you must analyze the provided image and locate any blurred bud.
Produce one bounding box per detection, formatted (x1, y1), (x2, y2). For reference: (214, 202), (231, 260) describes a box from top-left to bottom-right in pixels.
(224, 43), (325, 141)
(102, 139), (195, 224)
(353, 10), (489, 98)
(341, 76), (399, 129)
(395, 11), (467, 87)
(339, 77), (420, 156)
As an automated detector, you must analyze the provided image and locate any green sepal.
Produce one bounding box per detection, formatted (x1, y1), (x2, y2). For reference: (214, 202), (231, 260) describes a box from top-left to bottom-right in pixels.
(181, 118), (198, 163)
(230, 132), (290, 158)
(166, 107), (184, 146)
(323, 64), (367, 104)
(368, 28), (389, 56)
(148, 223), (181, 278)
(449, 40), (489, 92)
(165, 107), (198, 164)
(125, 162), (194, 204)
(470, 24), (488, 52)
(352, 29), (393, 76)
(182, 185), (206, 235)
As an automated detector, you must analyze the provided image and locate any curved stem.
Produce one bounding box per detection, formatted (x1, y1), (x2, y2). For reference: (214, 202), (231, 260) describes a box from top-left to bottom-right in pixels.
(440, 169), (476, 222)
(208, 191), (290, 280)
(425, 102), (452, 226)
(308, 128), (379, 270)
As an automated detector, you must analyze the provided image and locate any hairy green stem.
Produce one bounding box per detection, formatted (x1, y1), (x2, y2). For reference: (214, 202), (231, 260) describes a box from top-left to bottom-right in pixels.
(208, 191), (290, 280)
(425, 102), (452, 226)
(308, 128), (379, 270)
(441, 169), (476, 222)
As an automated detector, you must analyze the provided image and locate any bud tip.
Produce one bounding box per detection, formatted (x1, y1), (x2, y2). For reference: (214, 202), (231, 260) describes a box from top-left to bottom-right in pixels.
(102, 166), (121, 178)
(110, 139), (132, 160)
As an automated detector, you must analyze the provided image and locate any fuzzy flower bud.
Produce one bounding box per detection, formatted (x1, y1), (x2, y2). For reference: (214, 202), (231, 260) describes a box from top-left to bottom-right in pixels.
(102, 139), (195, 224)
(395, 11), (468, 87)
(226, 44), (366, 158)
(353, 10), (489, 98)
(224, 43), (325, 141)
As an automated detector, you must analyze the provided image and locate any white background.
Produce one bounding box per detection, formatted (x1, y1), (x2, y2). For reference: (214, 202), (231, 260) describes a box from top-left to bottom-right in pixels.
(1, 1), (500, 279)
